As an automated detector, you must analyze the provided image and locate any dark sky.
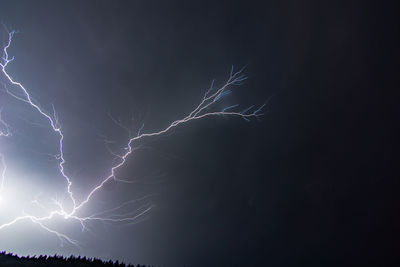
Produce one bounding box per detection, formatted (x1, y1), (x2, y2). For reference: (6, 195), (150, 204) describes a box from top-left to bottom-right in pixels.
(0, 1), (398, 266)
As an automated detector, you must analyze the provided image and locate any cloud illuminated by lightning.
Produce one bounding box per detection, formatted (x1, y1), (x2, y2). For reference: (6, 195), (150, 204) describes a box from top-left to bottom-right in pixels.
(0, 29), (264, 247)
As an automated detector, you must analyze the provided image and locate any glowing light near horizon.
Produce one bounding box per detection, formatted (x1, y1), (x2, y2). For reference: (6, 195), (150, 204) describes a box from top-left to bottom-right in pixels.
(0, 29), (264, 248)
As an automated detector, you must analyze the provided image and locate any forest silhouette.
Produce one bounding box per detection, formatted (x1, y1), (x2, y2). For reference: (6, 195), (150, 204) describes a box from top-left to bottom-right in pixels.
(0, 252), (153, 267)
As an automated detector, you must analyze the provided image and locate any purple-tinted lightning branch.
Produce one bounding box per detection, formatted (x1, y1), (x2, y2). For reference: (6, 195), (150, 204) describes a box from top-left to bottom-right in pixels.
(0, 30), (155, 246)
(0, 29), (264, 247)
(0, 30), (76, 210)
(73, 67), (264, 212)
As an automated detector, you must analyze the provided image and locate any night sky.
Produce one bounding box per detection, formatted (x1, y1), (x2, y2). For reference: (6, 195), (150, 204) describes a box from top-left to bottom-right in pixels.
(0, 1), (398, 266)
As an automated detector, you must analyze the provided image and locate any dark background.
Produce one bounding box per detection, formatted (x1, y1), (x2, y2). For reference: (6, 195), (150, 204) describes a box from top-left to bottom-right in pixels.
(0, 1), (398, 266)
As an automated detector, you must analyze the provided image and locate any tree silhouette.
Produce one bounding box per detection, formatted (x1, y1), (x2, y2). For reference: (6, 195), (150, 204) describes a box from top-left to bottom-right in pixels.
(0, 251), (154, 267)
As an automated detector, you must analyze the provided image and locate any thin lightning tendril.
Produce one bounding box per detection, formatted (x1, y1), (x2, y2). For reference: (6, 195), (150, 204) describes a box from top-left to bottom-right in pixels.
(0, 110), (11, 195)
(0, 153), (7, 194)
(0, 30), (264, 247)
(0, 109), (11, 138)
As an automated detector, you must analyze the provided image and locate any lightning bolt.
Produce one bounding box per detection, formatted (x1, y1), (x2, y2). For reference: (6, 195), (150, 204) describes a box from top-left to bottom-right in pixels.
(0, 30), (76, 211)
(0, 29), (264, 247)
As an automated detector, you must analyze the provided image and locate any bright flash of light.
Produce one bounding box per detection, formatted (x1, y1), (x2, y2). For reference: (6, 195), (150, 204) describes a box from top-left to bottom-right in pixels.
(0, 29), (264, 248)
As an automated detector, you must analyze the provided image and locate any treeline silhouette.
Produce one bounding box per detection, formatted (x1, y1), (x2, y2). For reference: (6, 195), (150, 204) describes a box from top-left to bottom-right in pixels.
(0, 252), (154, 267)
